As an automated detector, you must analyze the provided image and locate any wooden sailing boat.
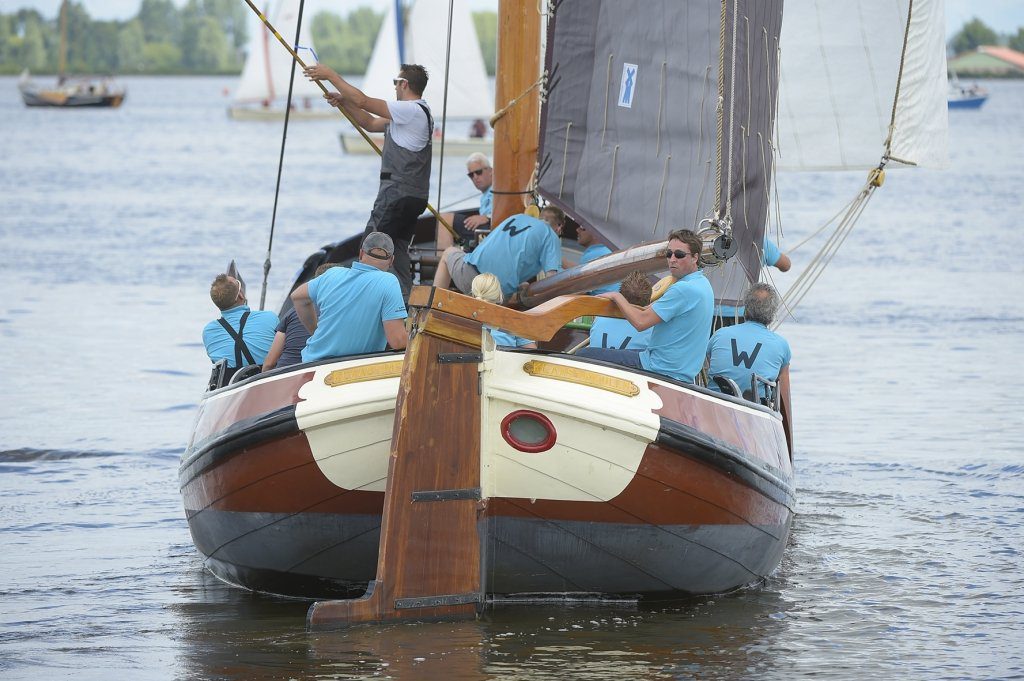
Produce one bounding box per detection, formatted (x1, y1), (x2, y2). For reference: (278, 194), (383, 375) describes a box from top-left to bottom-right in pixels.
(228, 0), (331, 120)
(19, 0), (125, 108)
(338, 0), (493, 156)
(180, 0), (947, 624)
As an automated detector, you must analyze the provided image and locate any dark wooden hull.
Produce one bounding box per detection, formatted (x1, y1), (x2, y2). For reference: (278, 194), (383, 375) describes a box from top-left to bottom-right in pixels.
(180, 350), (794, 600)
(20, 86), (125, 108)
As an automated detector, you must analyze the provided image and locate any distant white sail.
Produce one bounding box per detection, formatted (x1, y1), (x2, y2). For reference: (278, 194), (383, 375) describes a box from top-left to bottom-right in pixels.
(362, 2), (402, 104)
(776, 0), (949, 171)
(362, 0), (492, 119)
(234, 0), (322, 104)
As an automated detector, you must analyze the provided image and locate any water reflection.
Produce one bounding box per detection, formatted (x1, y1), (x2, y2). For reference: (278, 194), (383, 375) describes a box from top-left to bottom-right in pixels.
(170, 567), (795, 680)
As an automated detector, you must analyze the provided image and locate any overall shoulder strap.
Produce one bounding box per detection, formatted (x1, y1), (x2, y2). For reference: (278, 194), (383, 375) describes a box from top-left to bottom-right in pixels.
(217, 311), (257, 366)
(415, 102), (433, 138)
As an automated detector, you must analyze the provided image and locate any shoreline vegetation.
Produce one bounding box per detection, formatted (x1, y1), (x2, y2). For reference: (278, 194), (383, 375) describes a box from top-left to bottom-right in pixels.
(1, 3), (1019, 79)
(0, 1), (497, 77)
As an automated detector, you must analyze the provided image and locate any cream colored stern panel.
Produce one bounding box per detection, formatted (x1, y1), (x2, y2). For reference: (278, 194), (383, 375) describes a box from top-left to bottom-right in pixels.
(481, 352), (663, 502)
(295, 359), (400, 492)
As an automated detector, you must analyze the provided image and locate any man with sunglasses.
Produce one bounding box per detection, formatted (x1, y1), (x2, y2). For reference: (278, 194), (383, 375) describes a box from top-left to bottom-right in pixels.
(577, 229), (713, 384)
(304, 62), (432, 299)
(438, 153), (494, 250)
(203, 274), (279, 379)
(290, 232), (409, 362)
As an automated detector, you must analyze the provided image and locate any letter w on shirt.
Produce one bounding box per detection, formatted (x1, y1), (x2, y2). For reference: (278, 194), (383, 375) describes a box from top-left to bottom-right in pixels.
(502, 218), (529, 237)
(730, 339), (762, 369)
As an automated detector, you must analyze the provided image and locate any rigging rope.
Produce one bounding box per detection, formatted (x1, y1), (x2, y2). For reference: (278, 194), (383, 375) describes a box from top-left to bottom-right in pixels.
(489, 75), (544, 127)
(258, 0), (306, 311)
(431, 0), (456, 246)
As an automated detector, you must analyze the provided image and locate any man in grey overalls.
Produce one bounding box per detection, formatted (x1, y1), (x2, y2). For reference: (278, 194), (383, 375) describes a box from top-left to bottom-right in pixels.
(304, 62), (432, 298)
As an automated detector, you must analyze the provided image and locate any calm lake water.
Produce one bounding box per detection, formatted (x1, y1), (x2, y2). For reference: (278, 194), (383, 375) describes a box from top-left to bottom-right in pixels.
(1, 75), (1022, 680)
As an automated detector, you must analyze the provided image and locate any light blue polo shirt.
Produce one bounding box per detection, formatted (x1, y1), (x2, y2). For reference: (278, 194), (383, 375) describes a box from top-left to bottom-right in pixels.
(717, 238), (782, 319)
(203, 305), (279, 368)
(465, 214), (562, 297)
(707, 321), (791, 398)
(588, 317), (652, 350)
(485, 325), (532, 348)
(479, 186), (493, 218)
(580, 243), (617, 295)
(640, 270), (714, 383)
(301, 262), (407, 362)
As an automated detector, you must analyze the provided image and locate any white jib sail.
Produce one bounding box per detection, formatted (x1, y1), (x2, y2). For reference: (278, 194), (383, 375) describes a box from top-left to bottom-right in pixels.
(776, 0), (949, 171)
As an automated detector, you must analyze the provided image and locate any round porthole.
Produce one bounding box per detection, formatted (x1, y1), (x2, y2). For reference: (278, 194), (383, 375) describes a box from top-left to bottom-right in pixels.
(500, 410), (557, 453)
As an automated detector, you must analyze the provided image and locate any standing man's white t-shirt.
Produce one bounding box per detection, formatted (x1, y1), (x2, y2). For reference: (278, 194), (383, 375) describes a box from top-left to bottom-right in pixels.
(386, 99), (431, 151)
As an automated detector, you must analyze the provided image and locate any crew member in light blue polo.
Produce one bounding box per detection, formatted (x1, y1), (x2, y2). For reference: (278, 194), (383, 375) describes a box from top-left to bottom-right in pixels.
(434, 213), (562, 298)
(437, 152), (494, 251)
(715, 237), (791, 327)
(588, 271), (653, 350)
(707, 282), (792, 405)
(203, 273), (279, 372)
(577, 229), (714, 384)
(291, 232), (409, 362)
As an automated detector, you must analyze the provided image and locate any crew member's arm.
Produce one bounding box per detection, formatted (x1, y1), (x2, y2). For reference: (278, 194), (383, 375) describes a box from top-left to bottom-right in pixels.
(383, 318), (409, 350)
(778, 364), (791, 420)
(597, 291), (663, 331)
(304, 64), (390, 131)
(464, 214), (490, 230)
(291, 284), (318, 333)
(774, 252), (792, 272)
(262, 332), (286, 371)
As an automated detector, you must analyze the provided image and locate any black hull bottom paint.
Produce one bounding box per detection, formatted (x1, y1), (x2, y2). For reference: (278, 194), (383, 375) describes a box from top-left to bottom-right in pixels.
(187, 509), (791, 600)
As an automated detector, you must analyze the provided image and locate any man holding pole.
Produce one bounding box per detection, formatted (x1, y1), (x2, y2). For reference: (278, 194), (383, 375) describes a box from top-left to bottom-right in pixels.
(304, 62), (432, 299)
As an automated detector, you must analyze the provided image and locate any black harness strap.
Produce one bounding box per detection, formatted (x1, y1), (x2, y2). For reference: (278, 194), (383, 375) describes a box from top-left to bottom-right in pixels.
(217, 311), (256, 367)
(416, 102), (434, 139)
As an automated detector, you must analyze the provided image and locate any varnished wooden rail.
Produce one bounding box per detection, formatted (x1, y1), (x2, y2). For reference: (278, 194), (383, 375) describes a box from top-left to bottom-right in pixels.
(409, 286), (625, 344)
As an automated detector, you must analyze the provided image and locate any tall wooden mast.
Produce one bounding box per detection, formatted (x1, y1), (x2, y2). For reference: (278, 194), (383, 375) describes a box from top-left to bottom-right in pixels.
(57, 0), (68, 80)
(491, 0), (541, 224)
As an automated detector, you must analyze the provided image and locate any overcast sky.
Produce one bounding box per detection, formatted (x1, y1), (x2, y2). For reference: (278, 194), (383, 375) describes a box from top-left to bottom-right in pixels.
(2, 0), (1023, 38)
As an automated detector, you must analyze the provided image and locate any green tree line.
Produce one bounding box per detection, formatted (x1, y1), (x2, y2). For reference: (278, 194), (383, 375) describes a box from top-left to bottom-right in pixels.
(0, 1), (498, 77)
(949, 17), (1024, 55)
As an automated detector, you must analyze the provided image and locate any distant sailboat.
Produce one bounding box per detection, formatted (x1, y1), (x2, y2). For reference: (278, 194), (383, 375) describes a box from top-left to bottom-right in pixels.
(18, 0), (125, 108)
(228, 0), (331, 120)
(339, 0), (493, 156)
(947, 73), (988, 110)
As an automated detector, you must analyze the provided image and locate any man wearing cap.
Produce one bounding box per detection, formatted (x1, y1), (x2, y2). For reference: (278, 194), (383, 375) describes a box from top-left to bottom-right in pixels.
(203, 274), (279, 377)
(305, 62), (432, 298)
(291, 233), (409, 362)
(432, 212), (562, 298)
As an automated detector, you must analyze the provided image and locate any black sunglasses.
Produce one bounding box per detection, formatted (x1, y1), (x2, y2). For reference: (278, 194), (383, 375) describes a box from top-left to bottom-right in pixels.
(466, 168), (488, 179)
(665, 249), (693, 259)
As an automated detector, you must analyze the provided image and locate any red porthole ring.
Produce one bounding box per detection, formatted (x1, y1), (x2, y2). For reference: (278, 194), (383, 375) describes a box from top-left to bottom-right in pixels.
(500, 410), (557, 453)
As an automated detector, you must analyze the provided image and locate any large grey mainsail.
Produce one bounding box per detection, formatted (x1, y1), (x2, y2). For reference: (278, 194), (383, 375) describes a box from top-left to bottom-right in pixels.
(537, 0), (784, 304)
